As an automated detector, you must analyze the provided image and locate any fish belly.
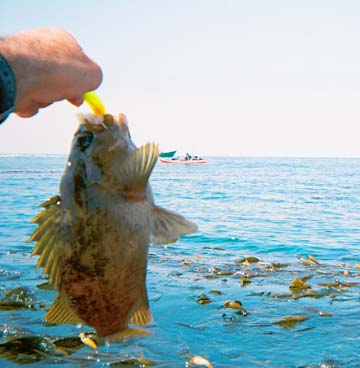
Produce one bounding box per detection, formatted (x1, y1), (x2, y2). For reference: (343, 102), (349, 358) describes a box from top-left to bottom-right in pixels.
(63, 255), (147, 336)
(61, 193), (151, 336)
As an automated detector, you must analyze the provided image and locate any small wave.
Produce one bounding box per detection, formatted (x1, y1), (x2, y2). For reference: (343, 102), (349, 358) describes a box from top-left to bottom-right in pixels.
(0, 170), (62, 174)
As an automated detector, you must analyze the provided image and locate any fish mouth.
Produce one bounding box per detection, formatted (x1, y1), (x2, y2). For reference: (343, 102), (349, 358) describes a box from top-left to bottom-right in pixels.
(83, 115), (109, 133)
(74, 113), (132, 154)
(76, 113), (130, 136)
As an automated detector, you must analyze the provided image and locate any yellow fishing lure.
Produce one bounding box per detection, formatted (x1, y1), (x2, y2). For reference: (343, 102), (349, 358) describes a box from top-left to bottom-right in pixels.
(83, 91), (106, 115)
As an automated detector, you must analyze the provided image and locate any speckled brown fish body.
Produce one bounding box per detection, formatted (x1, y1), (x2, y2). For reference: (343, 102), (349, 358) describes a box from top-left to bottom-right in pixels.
(60, 198), (151, 336)
(30, 113), (197, 339)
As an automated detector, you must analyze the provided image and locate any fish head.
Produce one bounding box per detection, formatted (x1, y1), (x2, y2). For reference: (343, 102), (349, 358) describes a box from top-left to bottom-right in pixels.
(65, 113), (137, 186)
(77, 112), (134, 155)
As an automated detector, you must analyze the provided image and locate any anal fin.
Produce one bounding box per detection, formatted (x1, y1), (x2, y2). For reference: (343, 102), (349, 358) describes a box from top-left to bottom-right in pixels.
(129, 287), (153, 325)
(45, 292), (83, 326)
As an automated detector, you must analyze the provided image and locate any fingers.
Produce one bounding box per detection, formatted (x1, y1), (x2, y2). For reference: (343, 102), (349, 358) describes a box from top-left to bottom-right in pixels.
(91, 62), (103, 90)
(68, 97), (84, 106)
(72, 61), (103, 97)
(15, 108), (39, 118)
(7, 28), (103, 118)
(15, 101), (54, 118)
(66, 61), (102, 108)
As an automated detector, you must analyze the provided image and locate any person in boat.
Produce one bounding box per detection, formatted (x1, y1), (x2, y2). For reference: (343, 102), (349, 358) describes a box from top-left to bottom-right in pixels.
(185, 153), (192, 161)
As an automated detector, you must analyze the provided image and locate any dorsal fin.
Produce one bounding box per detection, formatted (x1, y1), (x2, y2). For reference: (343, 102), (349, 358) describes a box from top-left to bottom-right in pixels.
(29, 195), (63, 289)
(120, 142), (159, 196)
(151, 206), (198, 245)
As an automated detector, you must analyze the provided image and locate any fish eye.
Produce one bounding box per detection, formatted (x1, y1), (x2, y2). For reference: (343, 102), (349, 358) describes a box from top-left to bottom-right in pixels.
(77, 132), (94, 151)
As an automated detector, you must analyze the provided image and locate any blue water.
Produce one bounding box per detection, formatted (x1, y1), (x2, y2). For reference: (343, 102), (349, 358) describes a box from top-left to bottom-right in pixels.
(0, 155), (360, 367)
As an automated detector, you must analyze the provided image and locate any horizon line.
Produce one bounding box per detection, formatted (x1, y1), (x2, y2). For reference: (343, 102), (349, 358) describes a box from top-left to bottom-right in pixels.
(1, 153), (360, 159)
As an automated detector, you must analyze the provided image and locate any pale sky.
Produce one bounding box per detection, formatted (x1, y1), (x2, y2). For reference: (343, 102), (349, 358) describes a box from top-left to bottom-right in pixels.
(1, 0), (360, 157)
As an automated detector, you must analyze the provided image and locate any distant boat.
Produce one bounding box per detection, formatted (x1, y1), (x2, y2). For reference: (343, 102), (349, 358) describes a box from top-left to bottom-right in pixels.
(159, 150), (177, 158)
(159, 156), (207, 164)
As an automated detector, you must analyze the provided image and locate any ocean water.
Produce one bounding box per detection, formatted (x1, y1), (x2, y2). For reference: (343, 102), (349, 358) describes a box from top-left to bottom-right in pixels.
(0, 155), (360, 367)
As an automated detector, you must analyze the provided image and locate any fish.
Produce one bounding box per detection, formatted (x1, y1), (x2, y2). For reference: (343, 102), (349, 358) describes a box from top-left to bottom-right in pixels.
(29, 112), (198, 340)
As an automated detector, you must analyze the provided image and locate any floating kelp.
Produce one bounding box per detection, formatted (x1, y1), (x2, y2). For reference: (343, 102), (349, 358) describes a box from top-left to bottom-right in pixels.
(53, 336), (83, 354)
(240, 276), (251, 286)
(0, 301), (28, 311)
(207, 266), (234, 276)
(223, 300), (244, 310)
(110, 356), (156, 367)
(308, 255), (321, 265)
(299, 257), (313, 266)
(318, 280), (360, 288)
(1, 241), (359, 366)
(235, 271), (259, 279)
(215, 271), (233, 276)
(289, 278), (311, 290)
(204, 266), (235, 279)
(182, 260), (193, 266)
(292, 290), (329, 300)
(272, 293), (294, 299)
(0, 325), (88, 364)
(299, 255), (321, 267)
(209, 267), (220, 274)
(0, 325), (32, 342)
(304, 308), (334, 317)
(0, 335), (61, 364)
(0, 287), (36, 311)
(223, 300), (249, 316)
(196, 294), (212, 305)
(209, 290), (222, 295)
(235, 256), (260, 265)
(273, 316), (309, 329)
(318, 311), (333, 317)
(301, 274), (313, 281)
(271, 263), (289, 269)
(0, 332), (102, 364)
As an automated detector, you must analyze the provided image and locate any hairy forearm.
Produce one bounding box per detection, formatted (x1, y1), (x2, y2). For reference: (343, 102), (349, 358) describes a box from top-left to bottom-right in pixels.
(0, 28), (102, 118)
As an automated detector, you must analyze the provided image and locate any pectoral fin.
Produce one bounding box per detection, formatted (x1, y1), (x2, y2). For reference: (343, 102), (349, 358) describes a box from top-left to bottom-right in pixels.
(120, 142), (159, 197)
(29, 195), (63, 289)
(151, 206), (198, 245)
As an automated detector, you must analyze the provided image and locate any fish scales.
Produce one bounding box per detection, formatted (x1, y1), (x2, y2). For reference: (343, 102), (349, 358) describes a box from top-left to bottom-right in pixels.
(30, 113), (197, 340)
(62, 197), (149, 336)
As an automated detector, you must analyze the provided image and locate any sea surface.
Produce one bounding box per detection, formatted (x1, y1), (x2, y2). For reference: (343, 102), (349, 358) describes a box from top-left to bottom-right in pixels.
(0, 155), (359, 367)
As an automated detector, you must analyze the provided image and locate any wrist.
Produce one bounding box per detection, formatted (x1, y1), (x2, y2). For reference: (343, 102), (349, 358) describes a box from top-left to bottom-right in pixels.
(0, 53), (16, 124)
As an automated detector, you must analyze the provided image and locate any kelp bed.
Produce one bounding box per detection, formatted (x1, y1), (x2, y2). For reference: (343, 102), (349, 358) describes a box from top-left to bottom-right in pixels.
(0, 247), (359, 367)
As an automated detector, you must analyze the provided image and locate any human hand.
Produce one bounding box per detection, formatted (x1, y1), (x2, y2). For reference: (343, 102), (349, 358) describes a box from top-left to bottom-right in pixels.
(0, 28), (102, 117)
